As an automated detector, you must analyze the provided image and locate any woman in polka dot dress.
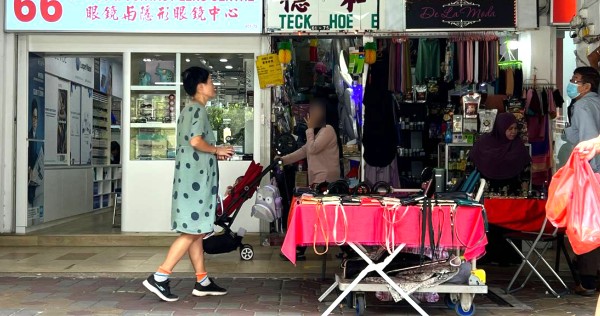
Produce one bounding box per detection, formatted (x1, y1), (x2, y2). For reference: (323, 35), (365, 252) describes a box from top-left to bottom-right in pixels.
(143, 66), (234, 302)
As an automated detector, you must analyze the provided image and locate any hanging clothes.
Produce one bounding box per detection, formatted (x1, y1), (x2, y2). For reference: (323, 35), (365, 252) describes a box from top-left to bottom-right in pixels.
(365, 156), (401, 188)
(363, 50), (398, 168)
(416, 38), (441, 84)
(444, 42), (454, 83)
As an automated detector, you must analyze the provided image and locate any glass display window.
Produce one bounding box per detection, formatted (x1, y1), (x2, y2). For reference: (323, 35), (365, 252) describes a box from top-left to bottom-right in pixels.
(129, 52), (255, 160)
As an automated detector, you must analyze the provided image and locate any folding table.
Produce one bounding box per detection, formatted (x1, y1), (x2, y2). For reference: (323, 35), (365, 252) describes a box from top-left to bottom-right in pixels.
(281, 202), (488, 316)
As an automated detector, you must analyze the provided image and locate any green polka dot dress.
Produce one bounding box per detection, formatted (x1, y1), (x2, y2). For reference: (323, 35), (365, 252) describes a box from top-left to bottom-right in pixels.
(171, 103), (219, 235)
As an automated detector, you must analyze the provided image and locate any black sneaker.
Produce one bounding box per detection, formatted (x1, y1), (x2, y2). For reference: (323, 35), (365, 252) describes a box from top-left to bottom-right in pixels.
(192, 278), (228, 296)
(143, 274), (179, 302)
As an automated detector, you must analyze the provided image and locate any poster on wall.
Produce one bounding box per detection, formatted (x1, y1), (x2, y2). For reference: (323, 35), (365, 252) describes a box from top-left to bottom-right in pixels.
(81, 88), (93, 165)
(44, 75), (70, 165)
(28, 53), (45, 225)
(5, 1), (262, 33)
(94, 58), (113, 95)
(70, 83), (82, 165)
(266, 0), (379, 32)
(405, 0), (517, 30)
(45, 57), (95, 88)
(111, 62), (124, 99)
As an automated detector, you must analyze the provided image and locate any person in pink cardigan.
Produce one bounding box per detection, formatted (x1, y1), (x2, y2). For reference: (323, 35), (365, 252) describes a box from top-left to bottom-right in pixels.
(277, 98), (342, 261)
(280, 98), (341, 185)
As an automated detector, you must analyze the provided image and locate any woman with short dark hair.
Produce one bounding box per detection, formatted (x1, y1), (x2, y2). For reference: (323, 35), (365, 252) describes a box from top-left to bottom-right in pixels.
(143, 66), (233, 302)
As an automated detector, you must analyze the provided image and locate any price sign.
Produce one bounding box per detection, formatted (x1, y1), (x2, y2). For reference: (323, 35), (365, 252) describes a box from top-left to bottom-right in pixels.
(5, 0), (263, 33)
(255, 54), (284, 89)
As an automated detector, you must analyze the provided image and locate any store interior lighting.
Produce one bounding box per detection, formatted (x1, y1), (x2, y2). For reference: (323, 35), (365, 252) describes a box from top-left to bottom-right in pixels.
(220, 58), (228, 62)
(225, 65), (233, 69)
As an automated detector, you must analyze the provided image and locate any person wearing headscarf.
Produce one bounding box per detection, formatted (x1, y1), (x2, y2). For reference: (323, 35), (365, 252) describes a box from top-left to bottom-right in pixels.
(470, 112), (531, 266)
(470, 112), (531, 194)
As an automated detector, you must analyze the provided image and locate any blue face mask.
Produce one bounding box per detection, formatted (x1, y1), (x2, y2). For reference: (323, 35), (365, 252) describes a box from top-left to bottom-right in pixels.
(567, 82), (581, 99)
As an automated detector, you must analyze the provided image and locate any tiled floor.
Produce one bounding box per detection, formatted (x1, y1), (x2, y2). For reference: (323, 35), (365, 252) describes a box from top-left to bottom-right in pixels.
(0, 212), (598, 315)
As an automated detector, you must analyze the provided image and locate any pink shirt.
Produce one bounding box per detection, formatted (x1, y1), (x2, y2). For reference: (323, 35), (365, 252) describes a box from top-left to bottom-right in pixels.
(282, 125), (340, 185)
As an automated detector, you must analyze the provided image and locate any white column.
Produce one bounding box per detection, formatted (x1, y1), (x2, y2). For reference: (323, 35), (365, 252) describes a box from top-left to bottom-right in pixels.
(0, 14), (18, 233)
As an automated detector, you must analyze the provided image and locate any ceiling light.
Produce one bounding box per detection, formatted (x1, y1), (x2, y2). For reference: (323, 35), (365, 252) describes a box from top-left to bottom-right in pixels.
(185, 58), (191, 62)
(214, 82), (222, 86)
(225, 65), (233, 69)
(231, 77), (238, 80)
(209, 66), (214, 69)
(220, 58), (228, 63)
(201, 59), (207, 64)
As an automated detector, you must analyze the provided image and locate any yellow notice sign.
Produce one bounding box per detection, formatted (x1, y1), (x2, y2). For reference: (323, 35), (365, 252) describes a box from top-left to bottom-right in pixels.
(256, 54), (284, 89)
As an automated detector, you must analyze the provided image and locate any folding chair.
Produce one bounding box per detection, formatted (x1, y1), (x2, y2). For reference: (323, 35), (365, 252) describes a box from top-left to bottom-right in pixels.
(504, 218), (570, 297)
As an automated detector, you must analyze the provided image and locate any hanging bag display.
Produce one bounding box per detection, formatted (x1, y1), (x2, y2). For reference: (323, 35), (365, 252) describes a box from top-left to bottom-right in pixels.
(565, 157), (600, 255)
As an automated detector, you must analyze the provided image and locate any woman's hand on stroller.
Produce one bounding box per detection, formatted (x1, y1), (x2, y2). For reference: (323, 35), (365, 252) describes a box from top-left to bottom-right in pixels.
(216, 146), (234, 160)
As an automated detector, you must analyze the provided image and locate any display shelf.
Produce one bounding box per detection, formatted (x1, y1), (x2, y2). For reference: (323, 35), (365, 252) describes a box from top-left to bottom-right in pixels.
(92, 165), (122, 210)
(131, 123), (176, 129)
(129, 53), (179, 161)
(131, 85), (178, 91)
(111, 125), (121, 129)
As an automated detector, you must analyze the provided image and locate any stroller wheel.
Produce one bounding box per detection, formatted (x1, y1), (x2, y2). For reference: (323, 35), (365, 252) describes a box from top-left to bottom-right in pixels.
(240, 244), (254, 261)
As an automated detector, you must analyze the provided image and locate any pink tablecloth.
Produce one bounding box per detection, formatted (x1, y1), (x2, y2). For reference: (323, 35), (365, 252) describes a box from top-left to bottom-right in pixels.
(281, 204), (488, 264)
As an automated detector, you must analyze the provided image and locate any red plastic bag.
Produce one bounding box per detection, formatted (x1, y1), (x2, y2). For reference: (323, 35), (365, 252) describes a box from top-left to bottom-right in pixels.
(546, 155), (576, 228)
(566, 157), (600, 255)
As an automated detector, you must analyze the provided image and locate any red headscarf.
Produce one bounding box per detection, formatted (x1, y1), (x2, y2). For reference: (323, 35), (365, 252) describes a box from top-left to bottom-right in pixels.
(469, 113), (531, 180)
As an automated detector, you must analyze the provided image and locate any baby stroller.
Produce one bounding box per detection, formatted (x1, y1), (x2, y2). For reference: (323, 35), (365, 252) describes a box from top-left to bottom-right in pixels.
(203, 160), (281, 261)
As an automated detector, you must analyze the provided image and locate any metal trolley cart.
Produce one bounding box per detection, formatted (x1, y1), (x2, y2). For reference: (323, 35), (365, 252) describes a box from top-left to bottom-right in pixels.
(317, 200), (488, 316)
(318, 241), (487, 316)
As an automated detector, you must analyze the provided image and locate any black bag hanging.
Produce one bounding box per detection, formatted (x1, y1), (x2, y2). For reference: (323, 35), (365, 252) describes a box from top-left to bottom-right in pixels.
(363, 49), (398, 167)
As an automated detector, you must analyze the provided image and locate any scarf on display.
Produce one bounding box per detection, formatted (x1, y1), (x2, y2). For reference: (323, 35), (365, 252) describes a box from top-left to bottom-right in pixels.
(470, 113), (531, 180)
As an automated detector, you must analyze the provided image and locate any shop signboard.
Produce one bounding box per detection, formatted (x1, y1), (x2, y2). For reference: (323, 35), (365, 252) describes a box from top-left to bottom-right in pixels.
(255, 54), (284, 89)
(266, 0), (379, 32)
(405, 0), (516, 30)
(5, 0), (262, 33)
(551, 0), (576, 25)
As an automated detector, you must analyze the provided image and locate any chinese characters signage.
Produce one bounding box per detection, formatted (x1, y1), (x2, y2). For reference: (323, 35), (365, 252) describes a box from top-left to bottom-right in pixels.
(5, 0), (262, 33)
(256, 54), (284, 89)
(266, 0), (379, 32)
(405, 0), (516, 30)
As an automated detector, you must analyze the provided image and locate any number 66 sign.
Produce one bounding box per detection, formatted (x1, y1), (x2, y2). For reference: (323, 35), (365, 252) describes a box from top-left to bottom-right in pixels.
(13, 0), (63, 23)
(5, 0), (263, 33)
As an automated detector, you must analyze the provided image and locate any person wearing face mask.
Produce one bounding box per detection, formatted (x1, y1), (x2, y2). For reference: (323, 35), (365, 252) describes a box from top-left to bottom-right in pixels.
(563, 67), (600, 296)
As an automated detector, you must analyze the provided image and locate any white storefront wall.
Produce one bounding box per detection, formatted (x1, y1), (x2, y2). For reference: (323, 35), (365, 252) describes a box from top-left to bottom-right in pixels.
(11, 34), (270, 233)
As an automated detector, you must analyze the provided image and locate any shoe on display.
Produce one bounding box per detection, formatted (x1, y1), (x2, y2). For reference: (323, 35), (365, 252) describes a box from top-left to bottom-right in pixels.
(143, 275), (179, 302)
(574, 284), (596, 297)
(192, 278), (228, 296)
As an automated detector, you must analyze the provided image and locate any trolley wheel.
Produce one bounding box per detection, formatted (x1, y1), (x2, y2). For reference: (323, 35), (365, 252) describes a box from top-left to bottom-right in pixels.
(455, 302), (475, 316)
(240, 244), (254, 261)
(355, 293), (366, 316)
(444, 293), (459, 309)
(456, 293), (475, 316)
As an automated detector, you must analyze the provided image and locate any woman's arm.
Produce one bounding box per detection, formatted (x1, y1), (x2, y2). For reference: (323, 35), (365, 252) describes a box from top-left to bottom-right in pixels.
(305, 125), (335, 155)
(281, 145), (307, 165)
(575, 135), (600, 161)
(190, 136), (233, 157)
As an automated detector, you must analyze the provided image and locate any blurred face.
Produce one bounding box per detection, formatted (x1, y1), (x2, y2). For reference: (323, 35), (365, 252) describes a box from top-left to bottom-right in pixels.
(196, 75), (217, 100)
(505, 123), (518, 140)
(309, 104), (325, 124)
